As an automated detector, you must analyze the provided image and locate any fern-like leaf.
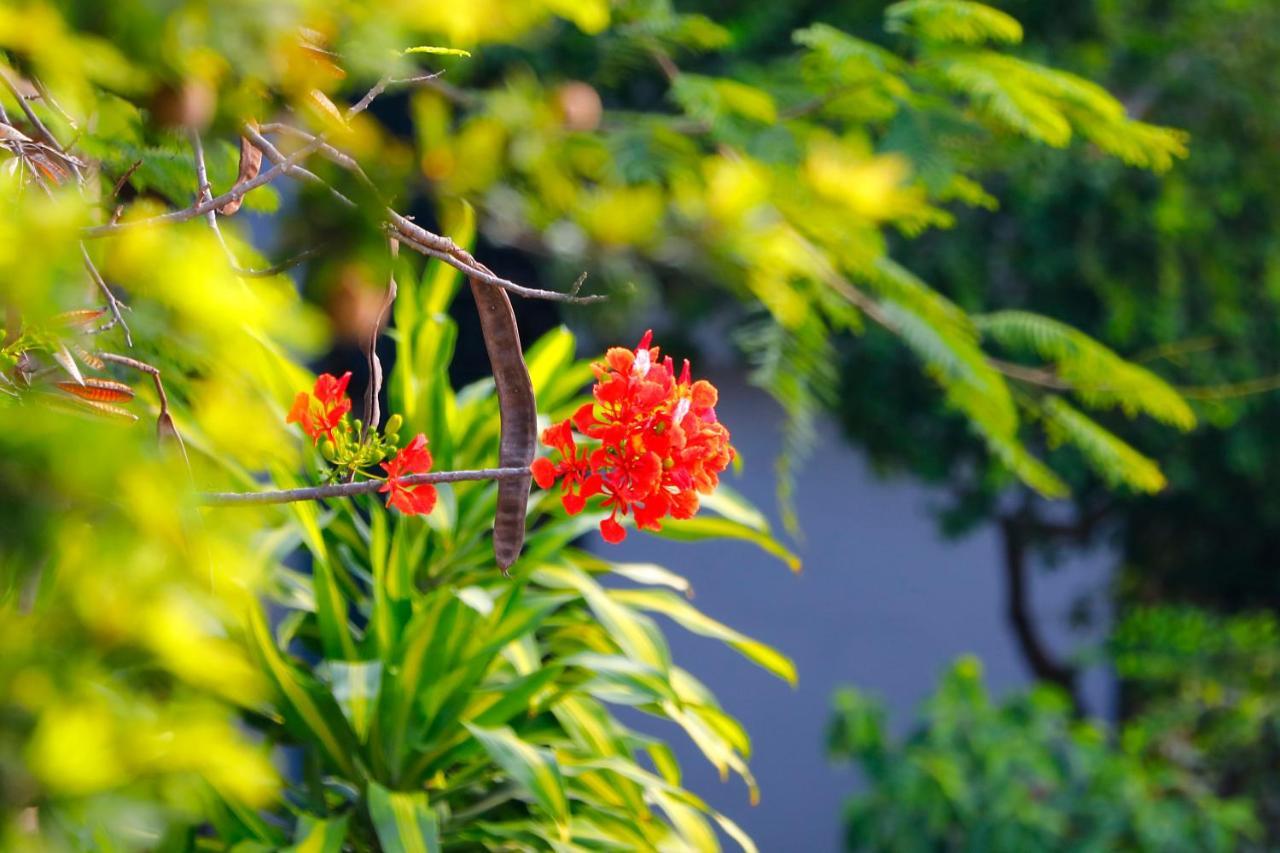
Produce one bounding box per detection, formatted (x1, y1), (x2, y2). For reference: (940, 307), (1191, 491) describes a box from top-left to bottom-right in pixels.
(886, 1), (1023, 45)
(978, 310), (1196, 431)
(1038, 396), (1167, 493)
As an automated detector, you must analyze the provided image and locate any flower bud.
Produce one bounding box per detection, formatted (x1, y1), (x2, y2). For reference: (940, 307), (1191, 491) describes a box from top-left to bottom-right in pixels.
(384, 414), (403, 436)
(320, 439), (336, 461)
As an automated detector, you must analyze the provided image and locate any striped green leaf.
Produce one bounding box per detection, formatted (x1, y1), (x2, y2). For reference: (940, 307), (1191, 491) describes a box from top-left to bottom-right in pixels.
(368, 780), (441, 853)
(465, 723), (571, 837)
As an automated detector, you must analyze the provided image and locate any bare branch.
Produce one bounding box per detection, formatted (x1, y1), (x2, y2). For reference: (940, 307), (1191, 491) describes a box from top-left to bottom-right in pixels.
(78, 242), (132, 346)
(200, 466), (531, 506)
(111, 159), (142, 198)
(242, 124), (355, 208)
(189, 129), (241, 268)
(347, 75), (390, 119)
(231, 246), (322, 278)
(362, 237), (398, 436)
(82, 135), (328, 238)
(392, 212), (605, 304)
(99, 351), (190, 468)
(987, 358), (1071, 390)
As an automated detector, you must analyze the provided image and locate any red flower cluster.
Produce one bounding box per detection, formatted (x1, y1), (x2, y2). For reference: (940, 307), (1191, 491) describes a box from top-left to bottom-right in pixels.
(380, 433), (437, 516)
(286, 372), (352, 444)
(531, 331), (734, 543)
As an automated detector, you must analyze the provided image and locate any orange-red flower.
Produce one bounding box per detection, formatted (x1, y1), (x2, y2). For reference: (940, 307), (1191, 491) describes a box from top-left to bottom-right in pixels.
(530, 420), (601, 514)
(379, 433), (437, 516)
(532, 331), (734, 542)
(287, 371), (352, 444)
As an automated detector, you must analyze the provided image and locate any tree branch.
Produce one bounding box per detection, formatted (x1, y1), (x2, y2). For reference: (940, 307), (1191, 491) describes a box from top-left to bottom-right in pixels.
(82, 134), (327, 237)
(200, 466), (531, 506)
(999, 512), (1082, 711)
(78, 242), (131, 346)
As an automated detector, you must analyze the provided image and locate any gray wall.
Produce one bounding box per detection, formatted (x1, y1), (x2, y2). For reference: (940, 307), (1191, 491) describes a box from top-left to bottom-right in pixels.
(595, 371), (1111, 851)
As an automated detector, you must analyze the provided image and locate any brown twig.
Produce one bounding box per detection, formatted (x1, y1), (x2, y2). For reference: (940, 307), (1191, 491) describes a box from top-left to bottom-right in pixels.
(362, 238), (399, 437)
(111, 159), (143, 198)
(99, 351), (190, 468)
(82, 135), (328, 237)
(231, 246), (323, 278)
(189, 129), (310, 279)
(347, 75), (391, 119)
(78, 242), (132, 346)
(189, 129), (241, 266)
(1000, 511), (1082, 711)
(200, 466), (532, 506)
(391, 211), (605, 304)
(242, 124), (356, 208)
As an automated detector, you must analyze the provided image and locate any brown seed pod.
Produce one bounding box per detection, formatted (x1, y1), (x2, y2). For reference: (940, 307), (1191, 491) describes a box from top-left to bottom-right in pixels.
(218, 120), (263, 216)
(52, 308), (107, 329)
(42, 393), (138, 423)
(469, 275), (536, 572)
(71, 344), (106, 372)
(56, 377), (135, 403)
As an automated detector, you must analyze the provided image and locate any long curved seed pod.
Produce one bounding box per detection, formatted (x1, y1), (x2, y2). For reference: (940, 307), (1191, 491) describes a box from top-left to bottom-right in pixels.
(55, 377), (134, 403)
(468, 274), (536, 572)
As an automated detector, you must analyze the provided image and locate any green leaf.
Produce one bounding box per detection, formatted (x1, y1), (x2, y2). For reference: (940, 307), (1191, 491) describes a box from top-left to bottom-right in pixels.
(246, 605), (364, 782)
(608, 562), (692, 596)
(535, 566), (673, 670)
(403, 46), (472, 57)
(610, 589), (797, 686)
(886, 1), (1023, 45)
(465, 723), (571, 836)
(289, 499), (358, 661)
(285, 814), (349, 853)
(1039, 396), (1167, 493)
(368, 780), (441, 853)
(317, 660), (382, 740)
(652, 516), (801, 573)
(978, 310), (1195, 429)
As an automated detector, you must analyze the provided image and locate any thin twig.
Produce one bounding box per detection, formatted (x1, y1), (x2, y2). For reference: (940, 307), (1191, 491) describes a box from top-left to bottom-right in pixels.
(987, 358), (1070, 390)
(347, 75), (390, 119)
(189, 129), (306, 279)
(362, 237), (398, 437)
(242, 124), (356, 208)
(82, 135), (328, 237)
(189, 129), (241, 267)
(391, 212), (605, 304)
(78, 242), (132, 346)
(111, 159), (142, 198)
(345, 70), (445, 118)
(231, 246), (322, 278)
(258, 123), (368, 178)
(99, 351), (190, 469)
(1178, 374), (1280, 401)
(200, 466), (531, 506)
(259, 124), (603, 303)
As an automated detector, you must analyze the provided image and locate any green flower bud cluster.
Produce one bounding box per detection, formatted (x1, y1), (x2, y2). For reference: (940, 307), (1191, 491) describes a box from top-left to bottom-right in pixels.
(319, 412), (407, 483)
